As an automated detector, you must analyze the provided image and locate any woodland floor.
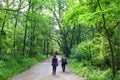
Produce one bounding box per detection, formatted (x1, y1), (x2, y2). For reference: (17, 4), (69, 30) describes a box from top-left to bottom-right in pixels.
(12, 56), (84, 80)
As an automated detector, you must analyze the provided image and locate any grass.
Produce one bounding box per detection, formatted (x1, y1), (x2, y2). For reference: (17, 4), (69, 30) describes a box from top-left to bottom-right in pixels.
(0, 54), (47, 80)
(68, 59), (113, 80)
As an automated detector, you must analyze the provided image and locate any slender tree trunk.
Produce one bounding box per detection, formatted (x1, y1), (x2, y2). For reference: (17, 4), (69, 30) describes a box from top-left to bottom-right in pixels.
(0, 11), (7, 54)
(29, 24), (36, 57)
(43, 40), (46, 53)
(108, 37), (115, 78)
(43, 37), (46, 53)
(46, 39), (49, 58)
(32, 25), (36, 56)
(64, 35), (69, 57)
(29, 35), (32, 57)
(23, 20), (28, 56)
(23, 0), (31, 56)
(70, 27), (75, 49)
(89, 44), (92, 65)
(97, 0), (116, 78)
(13, 0), (23, 54)
(29, 23), (33, 57)
(77, 24), (81, 44)
(1, 11), (7, 33)
(13, 13), (18, 53)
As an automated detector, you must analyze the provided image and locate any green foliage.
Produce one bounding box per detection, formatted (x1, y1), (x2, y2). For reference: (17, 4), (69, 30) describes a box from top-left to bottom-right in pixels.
(70, 41), (90, 61)
(63, 0), (120, 79)
(70, 34), (111, 69)
(0, 0), (120, 79)
(71, 38), (106, 58)
(64, 0), (120, 27)
(0, 54), (46, 80)
(69, 60), (112, 80)
(115, 72), (120, 80)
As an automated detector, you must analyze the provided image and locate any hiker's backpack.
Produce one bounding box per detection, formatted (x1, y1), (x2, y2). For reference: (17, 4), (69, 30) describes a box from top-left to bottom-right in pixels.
(62, 57), (67, 64)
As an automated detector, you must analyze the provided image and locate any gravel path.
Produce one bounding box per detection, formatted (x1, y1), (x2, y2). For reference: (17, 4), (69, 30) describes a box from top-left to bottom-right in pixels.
(12, 56), (84, 80)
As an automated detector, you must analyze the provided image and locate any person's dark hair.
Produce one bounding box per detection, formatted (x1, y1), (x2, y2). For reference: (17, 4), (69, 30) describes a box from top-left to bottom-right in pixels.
(54, 55), (56, 58)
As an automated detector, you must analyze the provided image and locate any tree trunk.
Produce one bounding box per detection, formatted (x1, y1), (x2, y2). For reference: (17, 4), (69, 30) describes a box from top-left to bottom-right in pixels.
(76, 24), (81, 44)
(97, 0), (116, 78)
(13, 13), (18, 54)
(23, 20), (28, 56)
(29, 23), (33, 57)
(108, 37), (115, 78)
(46, 39), (49, 58)
(0, 11), (7, 54)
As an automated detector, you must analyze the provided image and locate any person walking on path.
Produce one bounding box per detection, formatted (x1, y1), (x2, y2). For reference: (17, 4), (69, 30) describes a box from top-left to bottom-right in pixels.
(61, 54), (67, 72)
(52, 55), (58, 75)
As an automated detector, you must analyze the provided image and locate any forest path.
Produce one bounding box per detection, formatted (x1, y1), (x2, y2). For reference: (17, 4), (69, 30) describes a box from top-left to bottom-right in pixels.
(12, 55), (84, 80)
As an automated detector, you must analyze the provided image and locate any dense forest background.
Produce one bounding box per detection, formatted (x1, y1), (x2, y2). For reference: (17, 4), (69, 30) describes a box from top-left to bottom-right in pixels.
(0, 0), (120, 80)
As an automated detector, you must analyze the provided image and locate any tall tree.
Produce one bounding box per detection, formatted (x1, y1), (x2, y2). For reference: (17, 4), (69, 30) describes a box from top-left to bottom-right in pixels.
(63, 0), (120, 79)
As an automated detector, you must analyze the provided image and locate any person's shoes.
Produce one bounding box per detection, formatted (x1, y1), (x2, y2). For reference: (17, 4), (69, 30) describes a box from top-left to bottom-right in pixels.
(52, 72), (54, 75)
(63, 69), (65, 72)
(52, 72), (56, 75)
(54, 72), (56, 75)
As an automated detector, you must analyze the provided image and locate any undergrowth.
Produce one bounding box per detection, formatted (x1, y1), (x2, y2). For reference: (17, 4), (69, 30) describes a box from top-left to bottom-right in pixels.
(69, 59), (120, 80)
(0, 54), (47, 80)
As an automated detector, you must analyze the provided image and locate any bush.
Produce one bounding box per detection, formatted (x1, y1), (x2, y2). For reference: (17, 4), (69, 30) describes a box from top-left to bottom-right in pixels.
(115, 71), (120, 80)
(0, 54), (47, 80)
(70, 40), (110, 68)
(69, 59), (112, 80)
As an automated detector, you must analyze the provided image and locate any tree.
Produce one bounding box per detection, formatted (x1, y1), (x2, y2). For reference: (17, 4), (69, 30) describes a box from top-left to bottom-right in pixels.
(63, 0), (120, 79)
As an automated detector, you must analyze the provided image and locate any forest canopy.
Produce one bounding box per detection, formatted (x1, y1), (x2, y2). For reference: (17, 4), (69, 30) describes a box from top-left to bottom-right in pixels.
(0, 0), (120, 80)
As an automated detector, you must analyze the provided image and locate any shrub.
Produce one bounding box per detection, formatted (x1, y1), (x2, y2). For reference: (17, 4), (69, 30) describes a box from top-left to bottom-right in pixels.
(0, 54), (47, 80)
(69, 59), (112, 80)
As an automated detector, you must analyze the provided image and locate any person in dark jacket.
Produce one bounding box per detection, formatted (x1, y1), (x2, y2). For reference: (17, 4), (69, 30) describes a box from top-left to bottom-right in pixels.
(52, 55), (58, 75)
(61, 54), (67, 72)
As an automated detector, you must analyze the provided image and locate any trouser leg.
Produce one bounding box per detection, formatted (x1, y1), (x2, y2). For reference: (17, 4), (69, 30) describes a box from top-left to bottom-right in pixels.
(54, 66), (56, 72)
(53, 66), (54, 72)
(62, 64), (65, 72)
(53, 66), (56, 75)
(64, 64), (66, 72)
(53, 66), (56, 72)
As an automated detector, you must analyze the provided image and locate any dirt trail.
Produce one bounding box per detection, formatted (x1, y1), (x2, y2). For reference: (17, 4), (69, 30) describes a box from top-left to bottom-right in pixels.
(12, 56), (84, 80)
